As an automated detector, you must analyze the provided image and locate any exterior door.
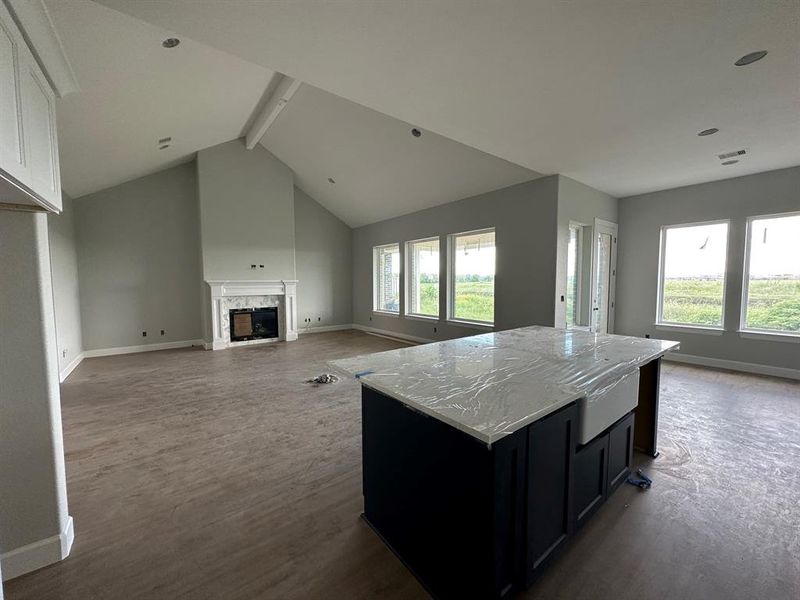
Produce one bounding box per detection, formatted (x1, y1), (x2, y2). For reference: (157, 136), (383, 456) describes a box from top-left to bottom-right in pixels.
(590, 219), (618, 333)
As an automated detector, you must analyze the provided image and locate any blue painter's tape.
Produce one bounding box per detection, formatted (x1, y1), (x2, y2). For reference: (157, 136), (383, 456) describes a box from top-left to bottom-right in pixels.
(354, 369), (374, 379)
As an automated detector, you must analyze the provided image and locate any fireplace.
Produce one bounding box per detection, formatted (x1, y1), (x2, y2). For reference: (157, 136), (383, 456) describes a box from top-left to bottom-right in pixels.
(229, 307), (279, 342)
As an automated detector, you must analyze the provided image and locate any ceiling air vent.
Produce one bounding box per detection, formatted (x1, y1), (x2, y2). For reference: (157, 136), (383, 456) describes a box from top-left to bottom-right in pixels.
(718, 149), (747, 160)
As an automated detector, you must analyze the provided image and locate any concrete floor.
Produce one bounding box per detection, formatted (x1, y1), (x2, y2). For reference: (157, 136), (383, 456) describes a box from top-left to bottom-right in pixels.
(4, 330), (799, 599)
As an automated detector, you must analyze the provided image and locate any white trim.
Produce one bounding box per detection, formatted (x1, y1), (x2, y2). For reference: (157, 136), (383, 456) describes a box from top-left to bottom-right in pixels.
(656, 219), (730, 331)
(206, 280), (299, 348)
(740, 211), (800, 335)
(655, 323), (724, 336)
(738, 329), (800, 343)
(58, 352), (84, 382)
(447, 227), (496, 325)
(297, 323), (354, 335)
(405, 236), (441, 320)
(663, 352), (800, 381)
(83, 339), (204, 358)
(1, 516), (73, 581)
(590, 218), (618, 333)
(404, 314), (439, 323)
(352, 323), (432, 345)
(372, 310), (399, 317)
(372, 242), (401, 314)
(446, 318), (494, 330)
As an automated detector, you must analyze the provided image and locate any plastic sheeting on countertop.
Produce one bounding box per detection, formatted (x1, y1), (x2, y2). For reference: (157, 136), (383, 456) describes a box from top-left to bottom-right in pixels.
(329, 326), (679, 446)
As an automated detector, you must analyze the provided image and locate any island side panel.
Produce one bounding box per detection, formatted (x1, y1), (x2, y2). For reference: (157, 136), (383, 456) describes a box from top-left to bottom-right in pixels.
(633, 357), (661, 457)
(361, 386), (524, 600)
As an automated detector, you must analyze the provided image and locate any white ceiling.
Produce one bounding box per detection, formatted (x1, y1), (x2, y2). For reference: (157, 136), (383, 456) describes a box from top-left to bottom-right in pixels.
(261, 85), (538, 227)
(46, 0), (275, 198)
(94, 0), (800, 199)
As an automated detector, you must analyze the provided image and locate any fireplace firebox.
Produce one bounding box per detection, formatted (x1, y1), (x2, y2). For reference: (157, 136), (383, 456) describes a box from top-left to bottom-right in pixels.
(229, 307), (279, 342)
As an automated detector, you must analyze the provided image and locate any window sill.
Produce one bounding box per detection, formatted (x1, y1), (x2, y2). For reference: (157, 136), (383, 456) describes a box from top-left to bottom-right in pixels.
(372, 310), (400, 318)
(404, 314), (440, 323)
(447, 318), (494, 330)
(738, 330), (800, 343)
(654, 323), (724, 336)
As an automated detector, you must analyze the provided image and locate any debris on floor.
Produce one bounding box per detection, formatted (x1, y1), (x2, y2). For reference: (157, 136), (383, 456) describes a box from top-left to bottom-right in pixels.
(307, 373), (339, 385)
(626, 468), (653, 489)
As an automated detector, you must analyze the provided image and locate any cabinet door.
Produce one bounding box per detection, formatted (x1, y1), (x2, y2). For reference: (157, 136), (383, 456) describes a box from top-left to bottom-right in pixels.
(573, 433), (609, 530)
(525, 403), (576, 585)
(607, 412), (635, 494)
(20, 48), (61, 211)
(0, 2), (28, 185)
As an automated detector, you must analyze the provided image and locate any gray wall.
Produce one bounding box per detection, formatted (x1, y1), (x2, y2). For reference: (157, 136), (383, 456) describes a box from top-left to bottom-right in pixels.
(75, 162), (203, 350)
(352, 177), (559, 341)
(294, 187), (352, 330)
(616, 166), (800, 371)
(0, 211), (70, 571)
(197, 139), (296, 282)
(554, 176), (618, 328)
(48, 193), (83, 373)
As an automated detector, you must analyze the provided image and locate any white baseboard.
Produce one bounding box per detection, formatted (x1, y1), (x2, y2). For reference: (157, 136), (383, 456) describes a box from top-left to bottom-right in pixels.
(1, 516), (73, 581)
(298, 323), (354, 335)
(663, 352), (800, 381)
(352, 323), (433, 345)
(59, 353), (84, 382)
(83, 339), (205, 358)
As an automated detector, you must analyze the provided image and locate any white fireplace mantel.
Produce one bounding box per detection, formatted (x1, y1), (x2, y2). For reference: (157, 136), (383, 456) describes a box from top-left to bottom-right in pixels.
(206, 280), (298, 350)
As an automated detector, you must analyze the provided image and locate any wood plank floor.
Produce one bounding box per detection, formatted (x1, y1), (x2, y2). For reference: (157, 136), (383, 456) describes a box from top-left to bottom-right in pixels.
(5, 331), (799, 599)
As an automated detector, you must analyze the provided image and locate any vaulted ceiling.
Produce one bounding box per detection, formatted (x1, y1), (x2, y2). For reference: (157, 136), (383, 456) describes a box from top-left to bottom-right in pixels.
(260, 85), (537, 227)
(93, 0), (800, 200)
(54, 1), (799, 225)
(47, 0), (275, 198)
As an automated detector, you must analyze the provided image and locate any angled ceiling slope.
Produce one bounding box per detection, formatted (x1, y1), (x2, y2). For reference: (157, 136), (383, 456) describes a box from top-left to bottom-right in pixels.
(94, 0), (800, 198)
(262, 84), (539, 227)
(48, 0), (274, 198)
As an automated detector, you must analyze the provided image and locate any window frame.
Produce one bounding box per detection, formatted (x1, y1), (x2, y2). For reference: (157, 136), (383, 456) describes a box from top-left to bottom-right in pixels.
(404, 236), (441, 320)
(372, 242), (401, 316)
(655, 219), (730, 331)
(739, 210), (800, 339)
(566, 221), (585, 328)
(447, 227), (496, 327)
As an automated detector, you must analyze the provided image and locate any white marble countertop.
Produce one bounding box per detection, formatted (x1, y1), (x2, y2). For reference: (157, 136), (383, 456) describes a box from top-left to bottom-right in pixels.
(330, 326), (679, 446)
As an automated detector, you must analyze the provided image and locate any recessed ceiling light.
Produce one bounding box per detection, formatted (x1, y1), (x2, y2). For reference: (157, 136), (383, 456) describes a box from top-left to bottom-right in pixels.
(721, 159), (739, 166)
(697, 128), (719, 136)
(162, 38), (180, 49)
(411, 128), (422, 138)
(734, 50), (767, 66)
(327, 177), (335, 184)
(159, 144), (170, 150)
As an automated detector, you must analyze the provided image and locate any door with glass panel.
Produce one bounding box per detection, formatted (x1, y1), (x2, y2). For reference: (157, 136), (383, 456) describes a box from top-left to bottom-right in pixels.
(590, 219), (618, 333)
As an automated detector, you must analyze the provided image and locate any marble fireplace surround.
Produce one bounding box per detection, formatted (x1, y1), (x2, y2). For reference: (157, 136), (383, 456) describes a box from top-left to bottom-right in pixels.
(206, 280), (298, 350)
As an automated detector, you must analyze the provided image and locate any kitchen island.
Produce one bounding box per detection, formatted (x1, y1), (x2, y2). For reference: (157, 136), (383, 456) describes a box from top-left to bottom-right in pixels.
(331, 326), (678, 599)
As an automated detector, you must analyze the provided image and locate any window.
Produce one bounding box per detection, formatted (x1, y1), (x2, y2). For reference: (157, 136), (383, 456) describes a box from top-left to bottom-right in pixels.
(373, 243), (400, 313)
(449, 229), (495, 324)
(566, 224), (582, 327)
(741, 212), (800, 335)
(657, 221), (729, 328)
(406, 238), (440, 318)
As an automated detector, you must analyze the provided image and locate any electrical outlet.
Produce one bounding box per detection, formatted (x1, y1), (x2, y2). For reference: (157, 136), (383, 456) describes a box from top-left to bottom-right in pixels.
(161, 329), (165, 336)
(62, 349), (67, 358)
(433, 327), (437, 333)
(317, 317), (321, 322)
(142, 331), (147, 337)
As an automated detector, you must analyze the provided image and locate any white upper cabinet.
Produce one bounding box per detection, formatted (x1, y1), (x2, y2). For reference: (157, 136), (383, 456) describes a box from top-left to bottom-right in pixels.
(0, 1), (62, 213)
